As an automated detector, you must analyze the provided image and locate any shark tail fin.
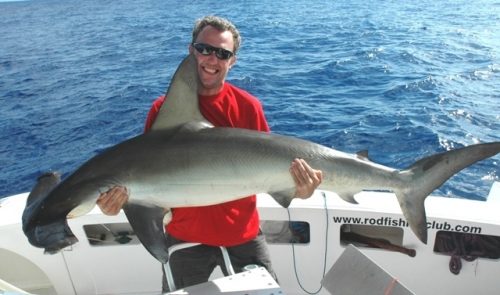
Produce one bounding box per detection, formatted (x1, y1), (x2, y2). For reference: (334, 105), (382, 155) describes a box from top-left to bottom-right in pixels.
(395, 142), (500, 244)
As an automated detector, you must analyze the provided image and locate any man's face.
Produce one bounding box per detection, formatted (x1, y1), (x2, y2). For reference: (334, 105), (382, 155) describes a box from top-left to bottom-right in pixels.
(190, 25), (236, 96)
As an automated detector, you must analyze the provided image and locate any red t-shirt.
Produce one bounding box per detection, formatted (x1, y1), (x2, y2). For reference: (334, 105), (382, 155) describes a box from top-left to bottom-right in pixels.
(144, 82), (270, 246)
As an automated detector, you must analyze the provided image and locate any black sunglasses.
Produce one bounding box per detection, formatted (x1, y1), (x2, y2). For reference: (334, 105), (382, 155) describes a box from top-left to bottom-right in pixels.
(192, 43), (234, 60)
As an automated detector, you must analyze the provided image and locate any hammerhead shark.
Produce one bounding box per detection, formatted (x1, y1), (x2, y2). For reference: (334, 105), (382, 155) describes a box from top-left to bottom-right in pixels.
(22, 54), (500, 263)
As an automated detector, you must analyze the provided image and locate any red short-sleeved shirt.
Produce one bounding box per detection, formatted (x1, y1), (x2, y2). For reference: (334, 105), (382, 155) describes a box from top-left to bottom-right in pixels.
(144, 82), (270, 246)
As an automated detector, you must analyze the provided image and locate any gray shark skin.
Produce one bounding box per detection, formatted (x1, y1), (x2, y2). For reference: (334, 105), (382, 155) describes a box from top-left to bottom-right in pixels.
(22, 54), (500, 263)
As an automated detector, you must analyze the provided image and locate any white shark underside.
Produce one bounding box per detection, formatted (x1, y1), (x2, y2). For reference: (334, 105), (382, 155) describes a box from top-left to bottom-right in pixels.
(22, 54), (500, 263)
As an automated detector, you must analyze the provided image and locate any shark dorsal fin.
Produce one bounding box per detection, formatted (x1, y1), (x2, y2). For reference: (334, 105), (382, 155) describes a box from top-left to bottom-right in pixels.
(151, 54), (212, 131)
(356, 150), (370, 161)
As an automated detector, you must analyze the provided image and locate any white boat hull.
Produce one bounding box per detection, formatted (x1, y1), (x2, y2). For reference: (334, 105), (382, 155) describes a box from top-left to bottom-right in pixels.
(1, 182), (499, 294)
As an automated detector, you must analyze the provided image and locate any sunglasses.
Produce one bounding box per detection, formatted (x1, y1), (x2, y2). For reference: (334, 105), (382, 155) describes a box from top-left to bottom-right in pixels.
(192, 43), (234, 60)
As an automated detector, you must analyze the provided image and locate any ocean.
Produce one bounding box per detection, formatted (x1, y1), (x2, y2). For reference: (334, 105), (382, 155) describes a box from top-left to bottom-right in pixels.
(0, 0), (499, 200)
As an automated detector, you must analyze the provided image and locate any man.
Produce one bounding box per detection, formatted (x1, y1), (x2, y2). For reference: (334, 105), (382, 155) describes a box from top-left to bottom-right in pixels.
(97, 16), (323, 291)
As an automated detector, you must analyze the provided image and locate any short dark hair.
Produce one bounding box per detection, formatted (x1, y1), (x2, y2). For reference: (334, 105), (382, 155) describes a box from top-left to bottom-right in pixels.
(192, 16), (241, 54)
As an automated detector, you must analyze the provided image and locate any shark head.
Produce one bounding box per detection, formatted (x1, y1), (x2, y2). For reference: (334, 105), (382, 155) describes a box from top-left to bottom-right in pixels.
(24, 219), (78, 254)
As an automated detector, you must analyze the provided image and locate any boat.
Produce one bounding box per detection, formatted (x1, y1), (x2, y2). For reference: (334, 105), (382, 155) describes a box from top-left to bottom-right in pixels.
(1, 181), (499, 294)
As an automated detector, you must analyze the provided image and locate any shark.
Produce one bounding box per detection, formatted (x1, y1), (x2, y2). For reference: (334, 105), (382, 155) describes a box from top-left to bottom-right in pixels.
(22, 54), (500, 263)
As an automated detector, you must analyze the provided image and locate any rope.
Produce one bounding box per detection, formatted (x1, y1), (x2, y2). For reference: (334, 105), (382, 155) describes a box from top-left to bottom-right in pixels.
(384, 278), (398, 295)
(287, 191), (329, 294)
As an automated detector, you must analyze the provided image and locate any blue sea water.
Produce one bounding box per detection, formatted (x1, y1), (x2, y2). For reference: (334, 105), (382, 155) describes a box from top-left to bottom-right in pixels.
(0, 0), (499, 200)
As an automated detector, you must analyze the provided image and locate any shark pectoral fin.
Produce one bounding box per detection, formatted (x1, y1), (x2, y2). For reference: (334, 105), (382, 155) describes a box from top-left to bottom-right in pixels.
(123, 203), (170, 263)
(269, 190), (295, 208)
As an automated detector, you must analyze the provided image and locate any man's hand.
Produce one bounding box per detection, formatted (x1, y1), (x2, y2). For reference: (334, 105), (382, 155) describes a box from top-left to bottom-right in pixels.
(289, 158), (323, 199)
(96, 186), (129, 216)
